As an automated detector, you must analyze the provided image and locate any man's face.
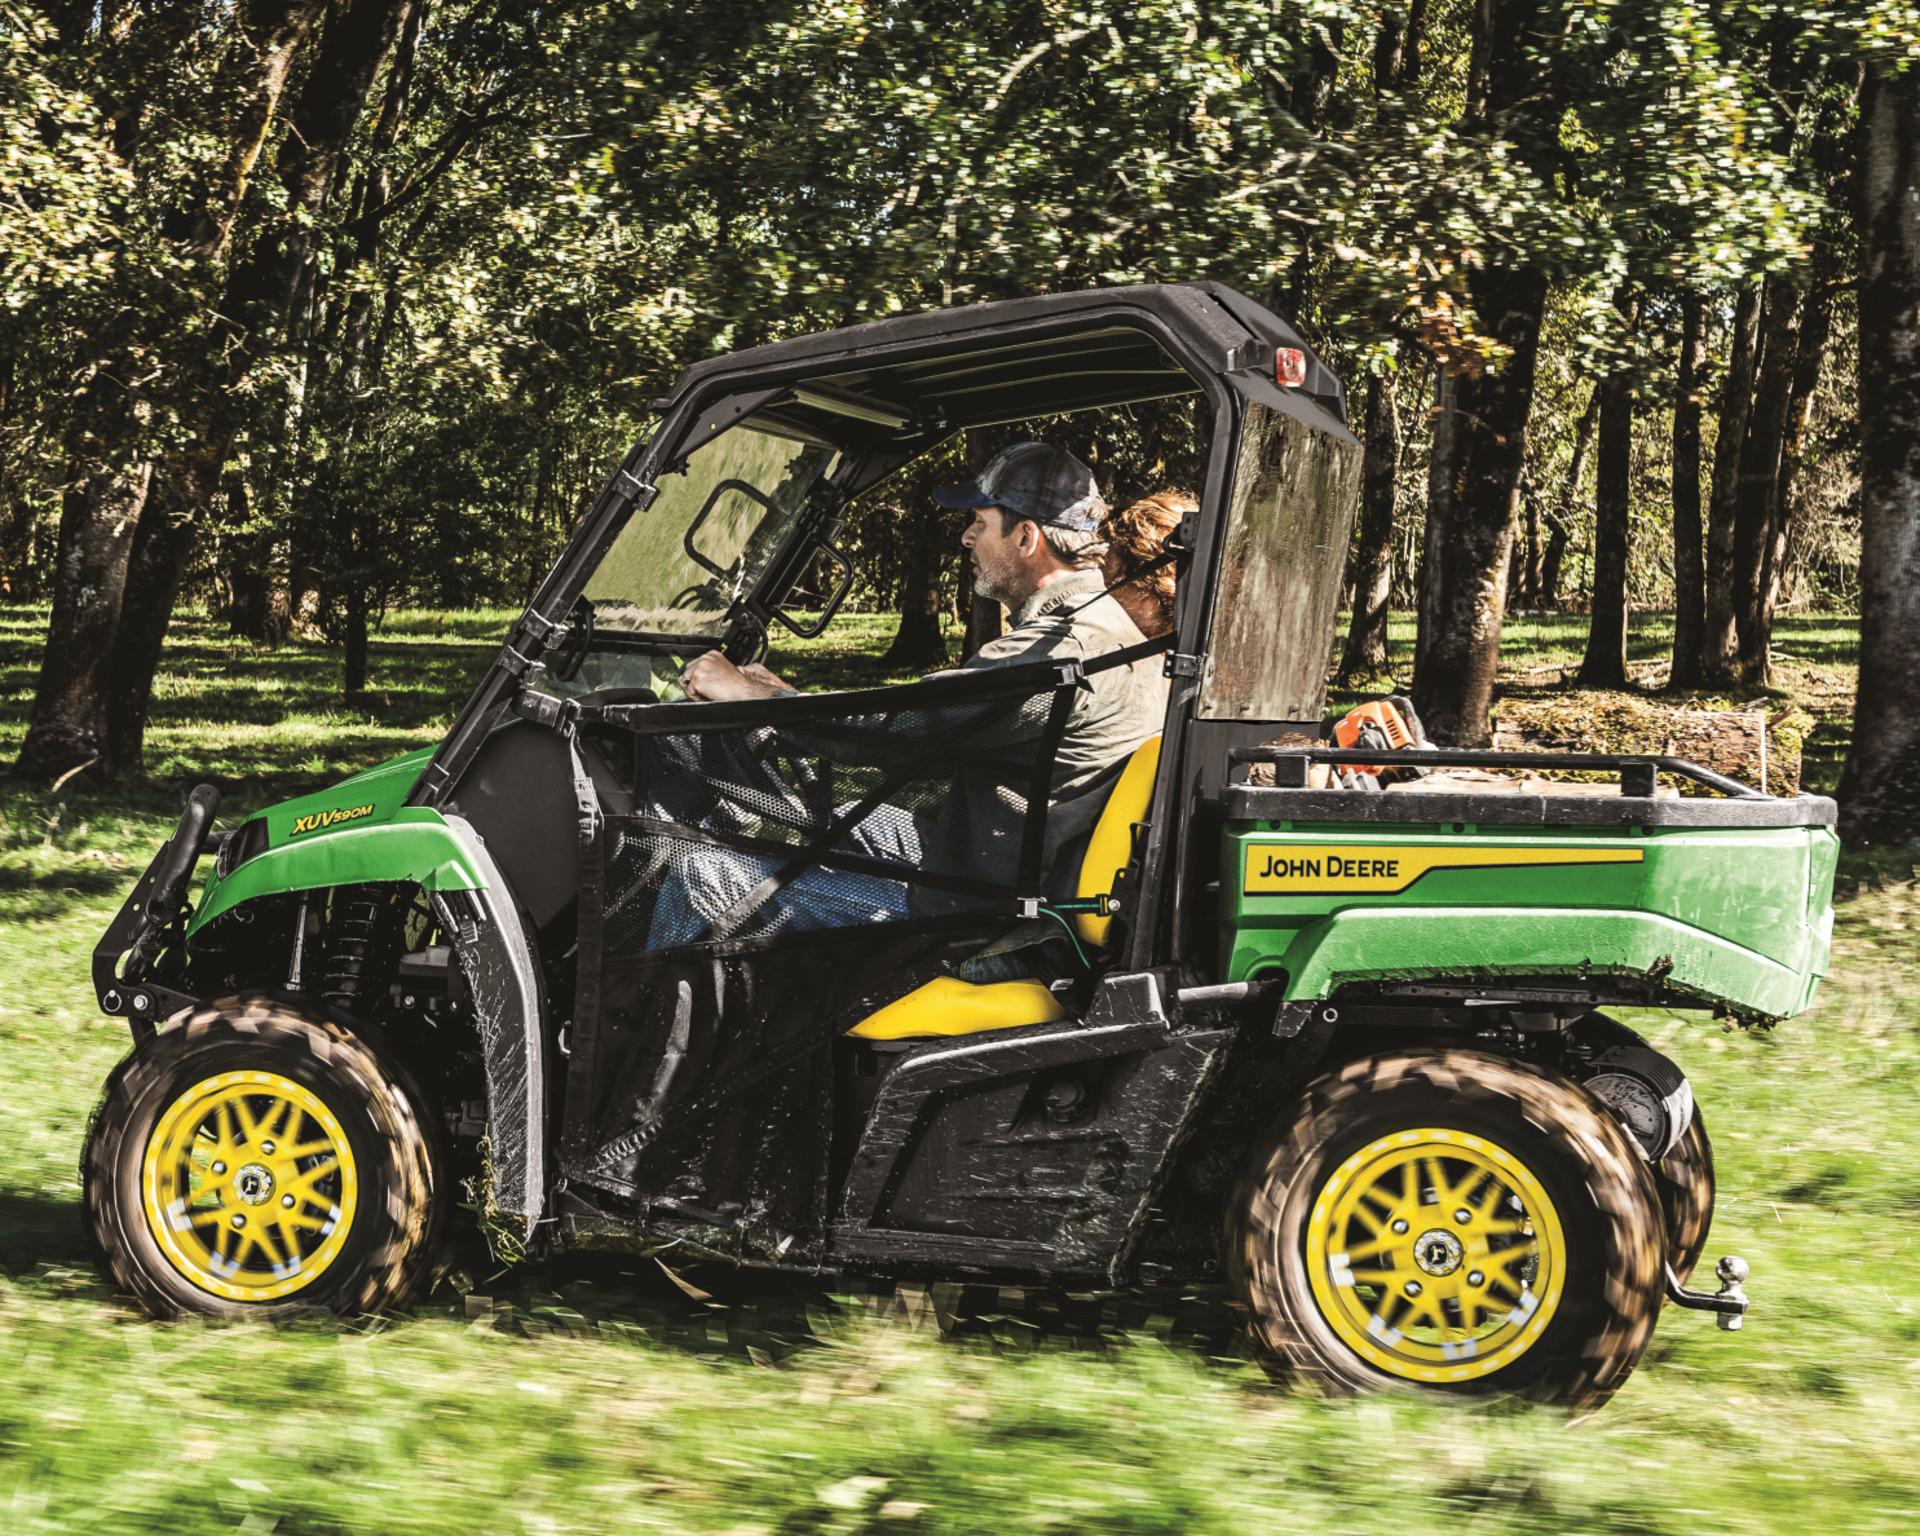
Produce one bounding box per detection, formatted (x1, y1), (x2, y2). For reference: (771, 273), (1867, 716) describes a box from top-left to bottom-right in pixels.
(960, 506), (1037, 606)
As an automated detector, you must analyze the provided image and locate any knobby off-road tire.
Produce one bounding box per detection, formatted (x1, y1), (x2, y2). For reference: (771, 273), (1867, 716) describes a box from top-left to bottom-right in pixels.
(83, 997), (444, 1320)
(1228, 1049), (1666, 1409)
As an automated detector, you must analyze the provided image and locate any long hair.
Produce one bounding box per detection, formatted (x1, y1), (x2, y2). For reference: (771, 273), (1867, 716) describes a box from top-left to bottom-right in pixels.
(1100, 489), (1192, 635)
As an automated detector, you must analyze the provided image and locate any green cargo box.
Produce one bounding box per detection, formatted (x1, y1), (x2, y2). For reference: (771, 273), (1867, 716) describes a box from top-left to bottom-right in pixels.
(1221, 776), (1840, 1023)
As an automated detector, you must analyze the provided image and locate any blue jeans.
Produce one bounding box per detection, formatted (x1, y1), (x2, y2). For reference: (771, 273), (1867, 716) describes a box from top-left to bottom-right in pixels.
(645, 809), (920, 947)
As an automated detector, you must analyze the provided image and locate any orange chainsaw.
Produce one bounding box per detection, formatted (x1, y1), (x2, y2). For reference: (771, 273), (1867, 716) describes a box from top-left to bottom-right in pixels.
(1329, 695), (1430, 788)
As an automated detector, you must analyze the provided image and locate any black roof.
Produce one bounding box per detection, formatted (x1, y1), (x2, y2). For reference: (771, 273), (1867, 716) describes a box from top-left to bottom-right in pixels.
(663, 283), (1344, 433)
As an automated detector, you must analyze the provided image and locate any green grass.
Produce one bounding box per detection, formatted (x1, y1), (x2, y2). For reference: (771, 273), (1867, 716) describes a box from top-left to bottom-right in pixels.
(3, 602), (1917, 1533)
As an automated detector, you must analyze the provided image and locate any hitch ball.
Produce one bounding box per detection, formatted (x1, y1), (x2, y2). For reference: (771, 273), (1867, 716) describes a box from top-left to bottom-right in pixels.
(1715, 1255), (1750, 1331)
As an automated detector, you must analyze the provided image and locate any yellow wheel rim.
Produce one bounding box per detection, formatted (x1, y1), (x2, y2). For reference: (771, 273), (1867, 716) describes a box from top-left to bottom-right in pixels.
(1304, 1127), (1566, 1384)
(139, 1070), (358, 1302)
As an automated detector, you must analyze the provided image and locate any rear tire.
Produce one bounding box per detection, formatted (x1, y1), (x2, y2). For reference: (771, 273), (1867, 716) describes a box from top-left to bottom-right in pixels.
(1227, 1049), (1665, 1409)
(83, 996), (443, 1320)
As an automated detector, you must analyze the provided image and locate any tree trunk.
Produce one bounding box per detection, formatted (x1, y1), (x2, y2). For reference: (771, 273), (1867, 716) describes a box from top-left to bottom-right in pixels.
(1840, 59), (1920, 844)
(344, 585), (371, 695)
(101, 0), (415, 770)
(885, 512), (951, 670)
(1540, 514), (1569, 608)
(1517, 477), (1542, 610)
(963, 592), (1003, 657)
(1704, 284), (1762, 686)
(13, 416), (153, 780)
(1732, 278), (1807, 686)
(1539, 385), (1598, 616)
(102, 476), (198, 777)
(1338, 371), (1399, 684)
(1670, 289), (1709, 687)
(1413, 266), (1550, 746)
(1578, 294), (1636, 688)
(1763, 284), (1835, 625)
(1413, 370), (1455, 679)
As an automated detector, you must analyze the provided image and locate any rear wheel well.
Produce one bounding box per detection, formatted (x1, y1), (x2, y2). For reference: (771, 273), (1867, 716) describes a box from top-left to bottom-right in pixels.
(1137, 997), (1681, 1281)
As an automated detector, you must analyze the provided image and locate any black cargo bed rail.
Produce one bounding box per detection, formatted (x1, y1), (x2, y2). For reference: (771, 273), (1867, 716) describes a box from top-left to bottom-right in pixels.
(1228, 745), (1767, 799)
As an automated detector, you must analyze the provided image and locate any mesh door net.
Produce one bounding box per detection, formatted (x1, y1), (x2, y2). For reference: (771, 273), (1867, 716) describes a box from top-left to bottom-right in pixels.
(592, 660), (1082, 954)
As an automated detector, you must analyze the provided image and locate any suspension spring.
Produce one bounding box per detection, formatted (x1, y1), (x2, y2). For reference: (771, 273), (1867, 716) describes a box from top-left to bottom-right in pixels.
(319, 885), (402, 1012)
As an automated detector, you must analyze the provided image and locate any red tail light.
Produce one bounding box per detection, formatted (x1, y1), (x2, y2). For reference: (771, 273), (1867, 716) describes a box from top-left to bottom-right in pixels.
(1275, 347), (1308, 388)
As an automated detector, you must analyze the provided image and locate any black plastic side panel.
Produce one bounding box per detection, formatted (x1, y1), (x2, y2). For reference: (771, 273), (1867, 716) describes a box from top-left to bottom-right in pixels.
(448, 721), (582, 928)
(835, 978), (1232, 1283)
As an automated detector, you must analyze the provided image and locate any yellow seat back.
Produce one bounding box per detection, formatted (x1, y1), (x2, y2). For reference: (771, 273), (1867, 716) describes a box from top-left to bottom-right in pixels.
(1075, 735), (1161, 945)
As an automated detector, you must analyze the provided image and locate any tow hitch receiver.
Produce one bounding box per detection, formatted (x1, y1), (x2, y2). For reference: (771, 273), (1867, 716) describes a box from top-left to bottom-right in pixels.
(1666, 1256), (1751, 1331)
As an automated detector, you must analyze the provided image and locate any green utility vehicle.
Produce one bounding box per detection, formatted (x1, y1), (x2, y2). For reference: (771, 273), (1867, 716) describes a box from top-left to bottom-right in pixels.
(85, 283), (1838, 1407)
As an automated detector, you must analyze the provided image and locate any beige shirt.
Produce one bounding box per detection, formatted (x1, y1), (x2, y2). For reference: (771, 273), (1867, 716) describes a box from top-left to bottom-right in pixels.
(931, 567), (1170, 863)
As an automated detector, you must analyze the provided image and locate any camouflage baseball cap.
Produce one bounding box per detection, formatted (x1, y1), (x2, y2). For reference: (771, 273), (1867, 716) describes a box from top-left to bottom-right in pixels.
(932, 442), (1107, 532)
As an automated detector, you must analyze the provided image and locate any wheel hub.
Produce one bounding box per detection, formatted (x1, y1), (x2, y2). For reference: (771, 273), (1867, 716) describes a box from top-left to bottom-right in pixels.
(1413, 1228), (1464, 1276)
(233, 1163), (275, 1205)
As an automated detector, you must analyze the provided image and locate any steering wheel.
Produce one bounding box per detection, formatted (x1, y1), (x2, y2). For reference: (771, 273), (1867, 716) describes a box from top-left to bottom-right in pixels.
(651, 652), (691, 703)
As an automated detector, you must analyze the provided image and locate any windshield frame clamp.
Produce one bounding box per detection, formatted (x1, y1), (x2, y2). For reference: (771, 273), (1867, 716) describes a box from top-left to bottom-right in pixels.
(614, 467), (655, 501)
(499, 644), (547, 685)
(1163, 651), (1204, 681)
(513, 608), (570, 651)
(514, 688), (585, 734)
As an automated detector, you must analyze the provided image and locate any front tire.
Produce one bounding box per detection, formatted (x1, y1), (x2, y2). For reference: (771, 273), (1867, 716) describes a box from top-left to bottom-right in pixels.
(1228, 1049), (1665, 1409)
(83, 997), (443, 1319)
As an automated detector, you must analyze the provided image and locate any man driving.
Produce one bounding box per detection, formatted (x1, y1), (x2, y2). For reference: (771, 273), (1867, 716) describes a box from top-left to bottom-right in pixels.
(655, 442), (1168, 944)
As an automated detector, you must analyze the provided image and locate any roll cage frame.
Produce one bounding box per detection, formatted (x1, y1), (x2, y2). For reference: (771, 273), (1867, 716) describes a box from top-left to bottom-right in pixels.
(414, 283), (1352, 986)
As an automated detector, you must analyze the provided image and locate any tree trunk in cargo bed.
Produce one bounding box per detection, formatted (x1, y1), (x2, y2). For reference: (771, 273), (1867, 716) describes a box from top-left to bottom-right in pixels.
(1840, 60), (1920, 846)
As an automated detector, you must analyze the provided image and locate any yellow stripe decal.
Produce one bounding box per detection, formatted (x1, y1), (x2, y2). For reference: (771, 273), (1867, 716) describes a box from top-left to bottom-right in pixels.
(1243, 843), (1644, 896)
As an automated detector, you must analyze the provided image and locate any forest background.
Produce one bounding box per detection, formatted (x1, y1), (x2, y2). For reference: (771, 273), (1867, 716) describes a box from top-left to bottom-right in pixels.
(3, 0), (1919, 839)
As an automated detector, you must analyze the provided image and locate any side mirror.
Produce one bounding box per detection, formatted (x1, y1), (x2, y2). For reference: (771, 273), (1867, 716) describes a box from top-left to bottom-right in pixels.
(683, 478), (775, 588)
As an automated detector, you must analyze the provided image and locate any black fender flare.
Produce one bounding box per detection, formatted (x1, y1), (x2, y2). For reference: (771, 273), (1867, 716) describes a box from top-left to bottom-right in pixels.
(431, 815), (547, 1242)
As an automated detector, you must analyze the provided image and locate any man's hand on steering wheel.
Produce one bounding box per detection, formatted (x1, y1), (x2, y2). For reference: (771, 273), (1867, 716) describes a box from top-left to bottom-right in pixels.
(682, 651), (797, 702)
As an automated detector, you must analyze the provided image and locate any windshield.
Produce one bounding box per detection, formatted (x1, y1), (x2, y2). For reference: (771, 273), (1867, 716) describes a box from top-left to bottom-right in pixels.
(584, 423), (836, 637)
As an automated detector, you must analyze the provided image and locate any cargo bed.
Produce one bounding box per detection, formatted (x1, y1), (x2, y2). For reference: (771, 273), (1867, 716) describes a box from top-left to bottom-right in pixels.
(1219, 747), (1840, 1023)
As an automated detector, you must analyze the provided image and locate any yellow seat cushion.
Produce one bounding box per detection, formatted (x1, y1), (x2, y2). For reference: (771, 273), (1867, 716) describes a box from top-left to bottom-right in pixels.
(845, 976), (1067, 1041)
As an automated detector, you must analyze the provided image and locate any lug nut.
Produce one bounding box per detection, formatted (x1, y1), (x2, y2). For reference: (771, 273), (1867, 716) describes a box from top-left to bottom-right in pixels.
(230, 1214), (245, 1228)
(1404, 1280), (1423, 1297)
(260, 1141), (275, 1155)
(1454, 1208), (1472, 1225)
(1468, 1270), (1485, 1286)
(212, 1161), (226, 1175)
(1391, 1219), (1409, 1234)
(282, 1195), (296, 1208)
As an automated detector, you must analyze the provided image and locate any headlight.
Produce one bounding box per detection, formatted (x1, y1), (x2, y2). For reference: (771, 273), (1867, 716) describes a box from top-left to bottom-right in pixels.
(216, 818), (268, 877)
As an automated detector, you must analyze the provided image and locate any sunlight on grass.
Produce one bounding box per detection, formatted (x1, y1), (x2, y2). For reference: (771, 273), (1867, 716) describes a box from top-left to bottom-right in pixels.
(0, 601), (1903, 1535)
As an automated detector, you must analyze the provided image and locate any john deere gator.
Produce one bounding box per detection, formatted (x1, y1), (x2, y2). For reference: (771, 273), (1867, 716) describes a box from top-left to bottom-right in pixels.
(84, 283), (1837, 1408)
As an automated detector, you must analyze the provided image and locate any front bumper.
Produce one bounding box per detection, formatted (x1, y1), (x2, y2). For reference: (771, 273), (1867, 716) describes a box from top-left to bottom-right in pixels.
(94, 783), (221, 1039)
